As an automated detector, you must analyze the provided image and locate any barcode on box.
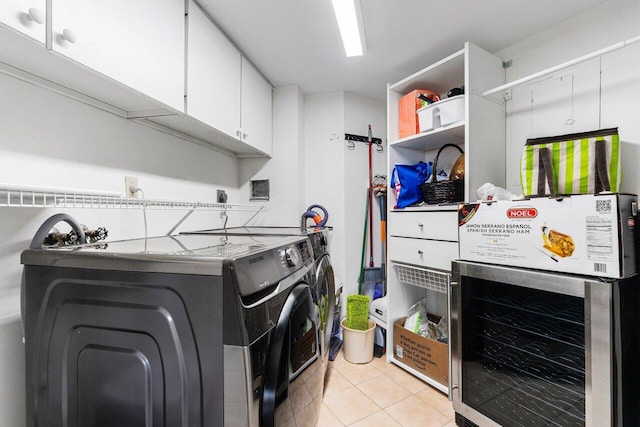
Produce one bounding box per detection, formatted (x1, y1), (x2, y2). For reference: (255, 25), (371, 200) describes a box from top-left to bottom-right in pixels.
(594, 263), (607, 273)
(596, 199), (612, 213)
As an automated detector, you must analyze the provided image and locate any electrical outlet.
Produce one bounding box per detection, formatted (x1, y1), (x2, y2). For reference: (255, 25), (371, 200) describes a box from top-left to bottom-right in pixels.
(125, 176), (139, 198)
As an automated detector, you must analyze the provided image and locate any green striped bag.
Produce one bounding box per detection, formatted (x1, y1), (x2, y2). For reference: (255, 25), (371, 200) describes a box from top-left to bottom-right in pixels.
(521, 128), (621, 196)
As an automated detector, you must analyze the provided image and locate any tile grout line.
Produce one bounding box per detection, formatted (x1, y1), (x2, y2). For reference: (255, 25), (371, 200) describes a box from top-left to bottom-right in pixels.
(323, 351), (454, 426)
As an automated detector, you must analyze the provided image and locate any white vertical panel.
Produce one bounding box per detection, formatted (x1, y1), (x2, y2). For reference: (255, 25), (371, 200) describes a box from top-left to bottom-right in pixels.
(0, 321), (25, 427)
(187, 0), (241, 139)
(240, 57), (272, 156)
(466, 42), (506, 200)
(601, 42), (640, 193)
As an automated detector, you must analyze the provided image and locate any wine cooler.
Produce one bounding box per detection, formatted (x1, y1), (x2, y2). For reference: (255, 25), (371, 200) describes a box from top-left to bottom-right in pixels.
(451, 260), (640, 427)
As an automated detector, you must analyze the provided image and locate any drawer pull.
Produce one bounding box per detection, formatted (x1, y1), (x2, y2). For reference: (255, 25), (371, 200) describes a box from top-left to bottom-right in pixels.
(417, 222), (424, 228)
(418, 250), (424, 255)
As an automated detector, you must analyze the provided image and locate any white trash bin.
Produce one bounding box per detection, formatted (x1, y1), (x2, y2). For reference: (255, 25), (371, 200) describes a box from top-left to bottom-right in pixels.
(341, 319), (376, 364)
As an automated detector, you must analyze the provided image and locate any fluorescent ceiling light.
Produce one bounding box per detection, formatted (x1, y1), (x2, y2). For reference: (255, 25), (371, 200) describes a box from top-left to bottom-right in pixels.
(331, 0), (365, 57)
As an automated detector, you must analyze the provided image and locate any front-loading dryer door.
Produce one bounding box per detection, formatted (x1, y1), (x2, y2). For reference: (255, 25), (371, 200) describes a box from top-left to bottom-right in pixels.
(315, 255), (335, 364)
(260, 283), (323, 427)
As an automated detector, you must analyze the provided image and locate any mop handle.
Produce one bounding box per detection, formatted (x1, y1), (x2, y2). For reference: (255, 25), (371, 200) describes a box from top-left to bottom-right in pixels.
(368, 125), (374, 267)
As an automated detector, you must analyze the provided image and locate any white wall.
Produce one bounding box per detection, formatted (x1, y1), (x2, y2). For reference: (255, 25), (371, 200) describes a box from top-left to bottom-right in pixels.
(497, 0), (640, 194)
(304, 92), (346, 288)
(0, 71), (242, 427)
(343, 93), (387, 298)
(0, 72), (242, 298)
(238, 85), (306, 224)
(303, 92), (387, 299)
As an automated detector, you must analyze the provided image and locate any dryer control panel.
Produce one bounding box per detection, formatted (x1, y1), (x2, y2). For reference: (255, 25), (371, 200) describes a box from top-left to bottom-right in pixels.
(232, 239), (312, 296)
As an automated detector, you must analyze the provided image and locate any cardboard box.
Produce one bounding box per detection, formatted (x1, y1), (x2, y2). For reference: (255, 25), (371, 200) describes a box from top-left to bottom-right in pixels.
(458, 193), (638, 278)
(393, 318), (448, 386)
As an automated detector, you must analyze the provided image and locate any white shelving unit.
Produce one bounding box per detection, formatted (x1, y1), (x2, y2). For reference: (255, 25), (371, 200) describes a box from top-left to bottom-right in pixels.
(385, 42), (506, 393)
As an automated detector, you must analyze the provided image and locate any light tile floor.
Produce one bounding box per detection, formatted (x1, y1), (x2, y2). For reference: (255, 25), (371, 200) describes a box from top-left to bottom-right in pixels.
(319, 350), (456, 427)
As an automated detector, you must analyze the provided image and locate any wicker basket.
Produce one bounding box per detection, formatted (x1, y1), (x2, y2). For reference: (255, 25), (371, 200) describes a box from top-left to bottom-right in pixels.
(421, 143), (465, 204)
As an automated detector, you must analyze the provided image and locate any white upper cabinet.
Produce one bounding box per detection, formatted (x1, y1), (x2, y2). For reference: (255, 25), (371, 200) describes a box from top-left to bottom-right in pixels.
(187, 0), (241, 139)
(0, 0), (46, 43)
(50, 0), (185, 112)
(241, 57), (273, 156)
(184, 0), (271, 156)
(0, 0), (272, 156)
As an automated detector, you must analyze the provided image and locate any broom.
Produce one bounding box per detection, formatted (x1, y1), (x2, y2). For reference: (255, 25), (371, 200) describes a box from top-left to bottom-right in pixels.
(362, 126), (382, 297)
(372, 174), (387, 296)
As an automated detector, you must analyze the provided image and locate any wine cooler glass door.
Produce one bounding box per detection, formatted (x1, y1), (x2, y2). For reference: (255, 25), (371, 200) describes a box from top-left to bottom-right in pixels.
(451, 261), (619, 427)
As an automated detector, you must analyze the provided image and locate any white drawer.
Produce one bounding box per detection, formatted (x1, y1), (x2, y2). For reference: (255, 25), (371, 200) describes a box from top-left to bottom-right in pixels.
(389, 211), (458, 241)
(388, 236), (459, 271)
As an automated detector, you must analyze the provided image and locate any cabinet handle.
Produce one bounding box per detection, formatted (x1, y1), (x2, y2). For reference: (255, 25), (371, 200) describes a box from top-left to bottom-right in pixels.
(417, 222), (424, 228)
(236, 129), (242, 138)
(27, 7), (45, 25)
(417, 250), (423, 255)
(242, 132), (248, 140)
(61, 28), (78, 44)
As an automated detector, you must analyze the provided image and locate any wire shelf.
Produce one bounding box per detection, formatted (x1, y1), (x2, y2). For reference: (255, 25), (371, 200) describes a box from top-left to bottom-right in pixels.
(394, 262), (450, 294)
(0, 186), (259, 212)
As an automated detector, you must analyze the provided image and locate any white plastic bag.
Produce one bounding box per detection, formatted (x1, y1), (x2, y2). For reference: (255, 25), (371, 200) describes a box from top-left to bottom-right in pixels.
(404, 298), (429, 337)
(477, 183), (519, 201)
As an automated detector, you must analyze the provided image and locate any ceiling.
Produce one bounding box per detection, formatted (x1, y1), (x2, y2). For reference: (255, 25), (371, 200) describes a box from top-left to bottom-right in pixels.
(198, 0), (606, 101)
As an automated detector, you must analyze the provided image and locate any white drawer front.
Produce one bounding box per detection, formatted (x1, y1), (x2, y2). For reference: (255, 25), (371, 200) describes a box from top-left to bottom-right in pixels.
(389, 211), (458, 241)
(388, 236), (459, 271)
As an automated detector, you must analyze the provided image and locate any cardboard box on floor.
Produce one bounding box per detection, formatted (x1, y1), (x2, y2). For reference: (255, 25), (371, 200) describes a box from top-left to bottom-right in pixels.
(393, 317), (448, 387)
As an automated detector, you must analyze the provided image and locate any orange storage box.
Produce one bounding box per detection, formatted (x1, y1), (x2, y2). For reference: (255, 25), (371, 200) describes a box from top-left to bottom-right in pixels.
(398, 90), (439, 139)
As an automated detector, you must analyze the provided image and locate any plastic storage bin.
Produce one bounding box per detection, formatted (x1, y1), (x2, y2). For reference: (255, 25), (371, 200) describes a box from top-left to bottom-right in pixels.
(417, 95), (465, 132)
(399, 89), (440, 138)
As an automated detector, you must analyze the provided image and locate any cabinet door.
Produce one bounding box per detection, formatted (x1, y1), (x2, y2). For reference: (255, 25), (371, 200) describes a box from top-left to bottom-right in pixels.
(0, 0), (46, 43)
(186, 0), (241, 139)
(241, 57), (272, 156)
(50, 0), (184, 112)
